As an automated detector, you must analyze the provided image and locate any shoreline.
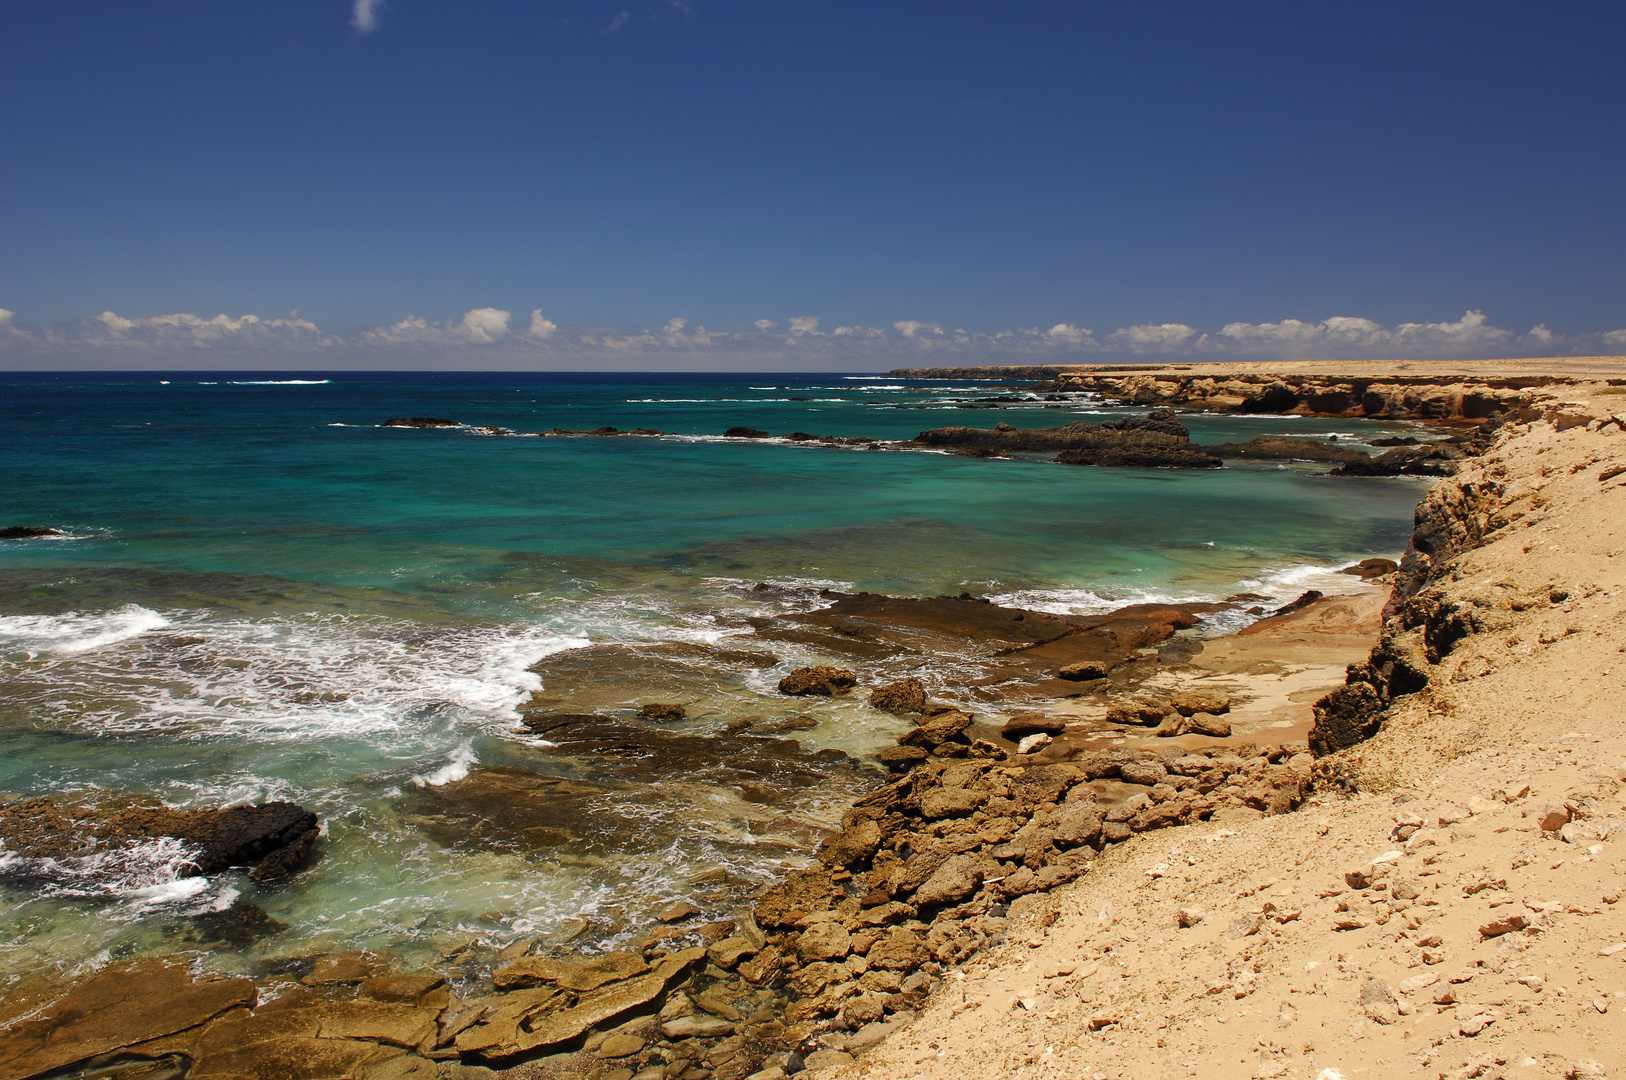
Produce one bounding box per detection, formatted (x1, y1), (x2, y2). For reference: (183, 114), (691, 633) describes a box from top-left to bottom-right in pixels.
(4, 361), (1624, 1080)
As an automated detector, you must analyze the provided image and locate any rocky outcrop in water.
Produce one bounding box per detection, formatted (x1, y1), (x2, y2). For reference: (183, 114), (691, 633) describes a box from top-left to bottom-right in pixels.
(381, 417), (459, 428)
(912, 408), (1191, 455)
(0, 526), (66, 540)
(1054, 445), (1222, 468)
(0, 797), (319, 882)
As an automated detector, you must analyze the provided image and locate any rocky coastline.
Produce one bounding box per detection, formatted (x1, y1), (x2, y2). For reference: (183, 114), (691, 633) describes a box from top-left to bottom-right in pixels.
(6, 361), (1626, 1080)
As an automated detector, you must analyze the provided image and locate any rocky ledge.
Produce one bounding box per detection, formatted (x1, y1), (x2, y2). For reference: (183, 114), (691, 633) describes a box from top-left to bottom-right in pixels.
(0, 526), (67, 540)
(0, 796), (319, 882)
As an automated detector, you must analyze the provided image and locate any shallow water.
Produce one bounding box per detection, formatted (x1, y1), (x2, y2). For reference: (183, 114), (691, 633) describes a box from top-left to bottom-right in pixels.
(0, 371), (1426, 980)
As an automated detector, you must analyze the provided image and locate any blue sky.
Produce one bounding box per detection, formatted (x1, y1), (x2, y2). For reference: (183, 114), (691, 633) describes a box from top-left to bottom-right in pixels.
(2, 1), (1623, 369)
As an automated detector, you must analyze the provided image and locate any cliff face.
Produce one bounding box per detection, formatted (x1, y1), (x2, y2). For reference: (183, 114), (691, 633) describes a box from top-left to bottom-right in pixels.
(1308, 390), (1626, 761)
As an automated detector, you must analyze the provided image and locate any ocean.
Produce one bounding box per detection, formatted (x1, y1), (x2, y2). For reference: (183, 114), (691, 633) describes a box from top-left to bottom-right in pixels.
(0, 370), (1426, 981)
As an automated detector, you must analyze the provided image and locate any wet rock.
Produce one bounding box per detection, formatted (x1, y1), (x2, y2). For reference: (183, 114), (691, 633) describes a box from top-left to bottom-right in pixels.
(383, 417), (459, 427)
(0, 959), (256, 1079)
(0, 796), (320, 882)
(1206, 437), (1373, 464)
(661, 1015), (737, 1039)
(657, 900), (701, 922)
(899, 710), (971, 748)
(778, 666), (857, 696)
(638, 702), (688, 722)
(708, 936), (759, 970)
(915, 410), (1191, 454)
(359, 975), (447, 1006)
(1270, 590), (1323, 617)
(1341, 558), (1399, 579)
(0, 526), (66, 540)
(597, 1034), (647, 1058)
(869, 678), (927, 713)
(754, 715), (819, 734)
(1000, 714), (1066, 740)
(492, 951), (649, 992)
(724, 427), (771, 439)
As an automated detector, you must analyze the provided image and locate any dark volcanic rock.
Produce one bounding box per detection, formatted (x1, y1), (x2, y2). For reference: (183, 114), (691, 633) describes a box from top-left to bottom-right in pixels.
(382, 417), (459, 428)
(724, 426), (771, 439)
(0, 797), (319, 882)
(0, 526), (67, 540)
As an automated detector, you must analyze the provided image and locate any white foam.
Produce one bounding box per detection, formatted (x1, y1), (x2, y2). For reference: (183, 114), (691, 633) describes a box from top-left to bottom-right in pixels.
(414, 742), (478, 787)
(7, 612), (589, 742)
(0, 605), (170, 658)
(228, 379), (330, 385)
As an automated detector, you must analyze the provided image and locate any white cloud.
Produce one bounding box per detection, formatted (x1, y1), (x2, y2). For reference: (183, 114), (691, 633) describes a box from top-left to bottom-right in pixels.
(6, 305), (1623, 370)
(1045, 323), (1095, 345)
(459, 307), (511, 343)
(893, 320), (942, 339)
(608, 10), (631, 32)
(89, 310), (325, 347)
(1107, 322), (1201, 352)
(351, 0), (383, 33)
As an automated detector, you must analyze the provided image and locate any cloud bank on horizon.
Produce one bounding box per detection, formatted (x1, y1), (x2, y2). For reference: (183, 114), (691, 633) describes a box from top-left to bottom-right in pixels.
(1, 305), (1622, 370)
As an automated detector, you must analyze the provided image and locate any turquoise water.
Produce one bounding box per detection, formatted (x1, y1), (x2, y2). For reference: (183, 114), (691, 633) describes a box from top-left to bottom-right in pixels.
(0, 371), (1426, 978)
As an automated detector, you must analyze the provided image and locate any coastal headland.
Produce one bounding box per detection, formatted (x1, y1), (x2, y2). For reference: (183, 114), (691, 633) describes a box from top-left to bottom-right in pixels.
(4, 360), (1626, 1080)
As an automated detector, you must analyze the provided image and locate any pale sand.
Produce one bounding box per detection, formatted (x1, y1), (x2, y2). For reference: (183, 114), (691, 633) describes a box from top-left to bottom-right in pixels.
(813, 372), (1626, 1080)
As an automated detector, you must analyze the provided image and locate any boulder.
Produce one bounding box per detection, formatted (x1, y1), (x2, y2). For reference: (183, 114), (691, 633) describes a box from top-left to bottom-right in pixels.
(1119, 760), (1168, 786)
(724, 426), (771, 439)
(0, 526), (66, 540)
(797, 922), (852, 962)
(1000, 714), (1067, 740)
(1184, 712), (1232, 737)
(1057, 661), (1110, 681)
(878, 745), (930, 771)
(911, 854), (986, 907)
(820, 819), (884, 867)
(898, 710), (971, 748)
(917, 788), (987, 820)
(637, 702), (687, 722)
(661, 1015), (736, 1039)
(778, 666), (858, 696)
(1169, 689), (1230, 716)
(1106, 701), (1169, 726)
(869, 678), (927, 713)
